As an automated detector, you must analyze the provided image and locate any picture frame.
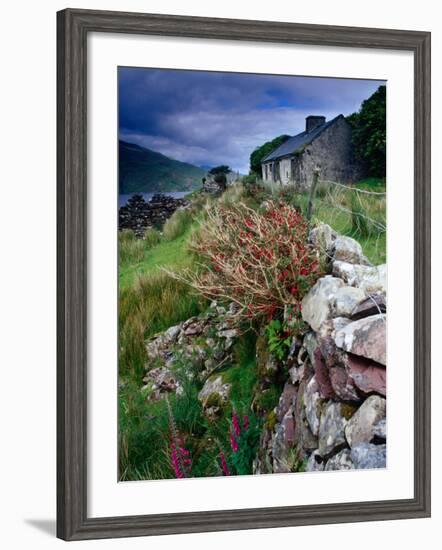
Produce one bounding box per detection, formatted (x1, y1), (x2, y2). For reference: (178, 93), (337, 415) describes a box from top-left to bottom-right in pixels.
(57, 7), (431, 541)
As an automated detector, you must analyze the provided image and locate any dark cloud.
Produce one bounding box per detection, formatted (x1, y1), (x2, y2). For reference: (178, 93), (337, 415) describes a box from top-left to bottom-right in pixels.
(119, 67), (385, 174)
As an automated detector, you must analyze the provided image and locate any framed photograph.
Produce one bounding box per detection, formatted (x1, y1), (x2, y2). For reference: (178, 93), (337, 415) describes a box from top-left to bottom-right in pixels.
(57, 8), (431, 541)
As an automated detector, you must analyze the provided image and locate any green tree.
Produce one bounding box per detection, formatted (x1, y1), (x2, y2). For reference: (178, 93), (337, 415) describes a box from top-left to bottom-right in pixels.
(347, 85), (386, 177)
(208, 165), (231, 190)
(208, 165), (231, 176)
(250, 135), (290, 177)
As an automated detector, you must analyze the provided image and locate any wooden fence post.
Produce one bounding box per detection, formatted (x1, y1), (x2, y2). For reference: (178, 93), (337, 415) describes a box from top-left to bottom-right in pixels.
(306, 168), (320, 223)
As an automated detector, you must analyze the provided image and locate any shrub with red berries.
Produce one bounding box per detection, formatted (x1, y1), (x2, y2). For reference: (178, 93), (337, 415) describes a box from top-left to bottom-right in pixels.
(171, 201), (322, 323)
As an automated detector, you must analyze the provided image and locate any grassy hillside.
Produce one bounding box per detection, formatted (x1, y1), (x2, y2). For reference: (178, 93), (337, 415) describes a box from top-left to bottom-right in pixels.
(119, 140), (206, 193)
(118, 182), (386, 480)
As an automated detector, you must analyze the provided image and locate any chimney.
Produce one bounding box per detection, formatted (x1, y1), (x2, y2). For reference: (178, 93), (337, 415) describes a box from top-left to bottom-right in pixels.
(306, 115), (326, 133)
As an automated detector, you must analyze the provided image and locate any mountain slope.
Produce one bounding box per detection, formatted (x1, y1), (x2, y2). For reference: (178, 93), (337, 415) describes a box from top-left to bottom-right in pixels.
(119, 140), (206, 194)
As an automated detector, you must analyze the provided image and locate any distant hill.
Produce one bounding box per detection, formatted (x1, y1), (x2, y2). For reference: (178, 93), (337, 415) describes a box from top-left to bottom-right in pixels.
(119, 140), (206, 194)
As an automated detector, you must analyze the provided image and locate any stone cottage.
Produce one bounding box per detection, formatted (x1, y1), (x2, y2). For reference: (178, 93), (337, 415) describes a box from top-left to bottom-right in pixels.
(261, 115), (360, 190)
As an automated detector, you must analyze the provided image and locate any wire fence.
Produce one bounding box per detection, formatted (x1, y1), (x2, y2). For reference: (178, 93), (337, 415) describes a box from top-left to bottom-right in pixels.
(305, 173), (386, 264)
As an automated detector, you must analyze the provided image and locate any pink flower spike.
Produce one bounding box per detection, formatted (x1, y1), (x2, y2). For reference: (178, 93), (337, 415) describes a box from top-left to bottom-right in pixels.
(219, 451), (231, 476)
(232, 413), (241, 437)
(230, 430), (239, 453)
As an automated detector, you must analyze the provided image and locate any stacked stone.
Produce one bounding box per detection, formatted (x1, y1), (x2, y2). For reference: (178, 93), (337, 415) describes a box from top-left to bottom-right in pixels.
(202, 177), (226, 194)
(142, 302), (239, 420)
(119, 193), (189, 236)
(254, 224), (387, 474)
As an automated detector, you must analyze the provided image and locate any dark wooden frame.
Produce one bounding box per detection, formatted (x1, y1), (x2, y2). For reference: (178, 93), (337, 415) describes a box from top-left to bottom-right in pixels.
(57, 8), (431, 541)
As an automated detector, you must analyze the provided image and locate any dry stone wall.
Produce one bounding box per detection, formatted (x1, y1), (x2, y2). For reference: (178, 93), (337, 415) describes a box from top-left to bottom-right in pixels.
(253, 223), (387, 474)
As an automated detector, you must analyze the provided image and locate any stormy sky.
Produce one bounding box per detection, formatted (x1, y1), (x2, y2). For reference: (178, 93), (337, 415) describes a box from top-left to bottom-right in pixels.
(119, 67), (385, 174)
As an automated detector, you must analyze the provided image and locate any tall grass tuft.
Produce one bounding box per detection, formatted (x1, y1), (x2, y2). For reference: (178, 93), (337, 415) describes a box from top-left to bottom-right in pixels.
(119, 271), (205, 380)
(350, 192), (370, 237)
(118, 227), (163, 267)
(118, 229), (146, 265)
(163, 208), (192, 241)
(143, 227), (161, 247)
(217, 182), (246, 207)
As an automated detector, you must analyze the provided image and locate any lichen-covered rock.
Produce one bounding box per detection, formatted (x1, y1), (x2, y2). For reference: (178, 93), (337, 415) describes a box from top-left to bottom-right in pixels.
(289, 365), (305, 385)
(304, 376), (323, 436)
(318, 401), (350, 457)
(325, 448), (354, 471)
(313, 318), (351, 371)
(333, 286), (366, 317)
(302, 332), (318, 364)
(301, 276), (345, 331)
(276, 382), (297, 422)
(373, 418), (387, 440)
(142, 366), (183, 401)
(332, 261), (386, 294)
(198, 375), (231, 420)
(312, 347), (335, 399)
(329, 364), (360, 402)
(347, 354), (386, 396)
(272, 409), (296, 473)
(351, 294), (387, 320)
(305, 450), (325, 472)
(164, 324), (181, 343)
(145, 310), (239, 383)
(351, 442), (386, 469)
(345, 395), (386, 448)
(332, 236), (371, 265)
(293, 380), (318, 457)
(309, 222), (336, 254)
(335, 314), (386, 365)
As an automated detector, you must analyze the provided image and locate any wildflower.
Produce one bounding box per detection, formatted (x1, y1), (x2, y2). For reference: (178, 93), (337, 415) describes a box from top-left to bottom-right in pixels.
(230, 430), (239, 453)
(219, 451), (230, 476)
(232, 413), (241, 437)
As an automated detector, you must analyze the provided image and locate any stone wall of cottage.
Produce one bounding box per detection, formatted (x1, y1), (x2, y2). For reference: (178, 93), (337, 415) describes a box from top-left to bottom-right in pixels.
(262, 116), (365, 190)
(293, 116), (361, 190)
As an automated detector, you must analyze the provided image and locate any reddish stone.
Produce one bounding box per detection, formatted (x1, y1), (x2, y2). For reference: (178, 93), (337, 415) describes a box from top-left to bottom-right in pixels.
(329, 365), (360, 402)
(313, 347), (335, 399)
(282, 411), (296, 446)
(347, 354), (386, 396)
(335, 314), (386, 365)
(276, 382), (298, 422)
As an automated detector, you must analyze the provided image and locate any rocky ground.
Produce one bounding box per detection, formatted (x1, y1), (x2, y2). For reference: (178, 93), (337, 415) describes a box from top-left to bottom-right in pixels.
(139, 222), (387, 474)
(142, 301), (240, 420)
(119, 193), (189, 236)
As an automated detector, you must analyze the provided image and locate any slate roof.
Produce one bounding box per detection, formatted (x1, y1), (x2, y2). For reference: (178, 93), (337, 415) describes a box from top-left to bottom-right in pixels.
(262, 114), (344, 162)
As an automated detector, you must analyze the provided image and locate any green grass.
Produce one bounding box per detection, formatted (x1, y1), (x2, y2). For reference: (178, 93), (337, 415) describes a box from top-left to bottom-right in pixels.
(163, 208), (193, 241)
(287, 178), (386, 265)
(119, 225), (197, 290)
(119, 272), (204, 380)
(118, 177), (386, 481)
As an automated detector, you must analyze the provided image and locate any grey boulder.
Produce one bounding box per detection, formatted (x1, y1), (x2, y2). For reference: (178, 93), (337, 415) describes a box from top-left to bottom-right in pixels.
(351, 442), (386, 469)
(332, 235), (371, 265)
(301, 276), (345, 331)
(335, 314), (386, 365)
(332, 261), (386, 294)
(333, 286), (366, 317)
(325, 448), (354, 471)
(345, 395), (386, 448)
(318, 401), (350, 457)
